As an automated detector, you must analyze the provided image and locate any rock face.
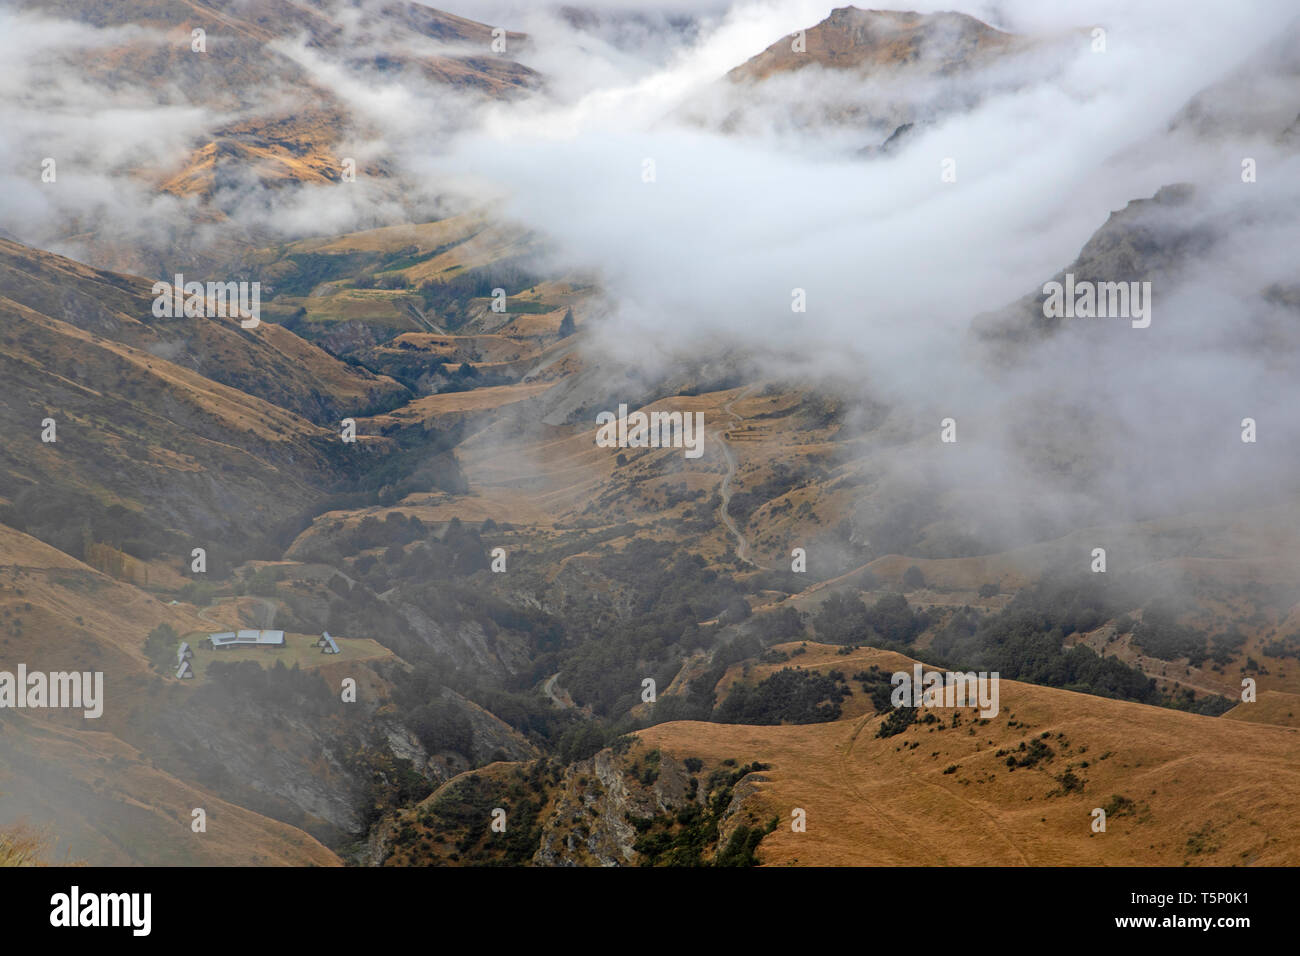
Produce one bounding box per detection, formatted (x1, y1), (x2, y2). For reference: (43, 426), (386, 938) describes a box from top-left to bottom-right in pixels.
(535, 759), (619, 866)
(356, 812), (398, 868)
(534, 748), (667, 866)
(972, 184), (1216, 343)
(533, 746), (767, 866)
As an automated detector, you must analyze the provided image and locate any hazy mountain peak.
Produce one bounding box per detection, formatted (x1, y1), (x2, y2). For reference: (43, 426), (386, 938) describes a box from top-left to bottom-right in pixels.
(728, 5), (1016, 83)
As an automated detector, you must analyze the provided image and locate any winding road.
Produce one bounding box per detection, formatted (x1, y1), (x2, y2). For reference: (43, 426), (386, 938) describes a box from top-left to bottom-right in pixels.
(542, 672), (569, 709)
(713, 385), (768, 569)
(196, 603), (221, 628)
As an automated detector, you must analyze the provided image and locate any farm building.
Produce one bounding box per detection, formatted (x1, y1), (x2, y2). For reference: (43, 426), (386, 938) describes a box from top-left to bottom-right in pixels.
(316, 632), (340, 655)
(177, 641), (193, 662)
(176, 659), (194, 680)
(209, 629), (286, 649)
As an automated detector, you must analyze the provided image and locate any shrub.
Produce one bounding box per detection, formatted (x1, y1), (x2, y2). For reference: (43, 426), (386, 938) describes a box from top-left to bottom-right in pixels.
(142, 623), (180, 672)
(713, 668), (849, 725)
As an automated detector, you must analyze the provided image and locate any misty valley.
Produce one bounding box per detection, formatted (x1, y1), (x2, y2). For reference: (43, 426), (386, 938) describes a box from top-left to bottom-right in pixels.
(0, 0), (1297, 894)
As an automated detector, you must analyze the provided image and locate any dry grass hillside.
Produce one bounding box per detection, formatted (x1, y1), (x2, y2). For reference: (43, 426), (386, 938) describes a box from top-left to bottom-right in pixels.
(0, 238), (407, 422)
(4, 3), (1296, 870)
(0, 524), (343, 865)
(634, 642), (1300, 866)
(0, 711), (341, 866)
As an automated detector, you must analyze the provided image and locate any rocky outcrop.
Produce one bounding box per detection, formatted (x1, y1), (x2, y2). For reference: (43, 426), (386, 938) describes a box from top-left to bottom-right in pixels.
(534, 746), (720, 866)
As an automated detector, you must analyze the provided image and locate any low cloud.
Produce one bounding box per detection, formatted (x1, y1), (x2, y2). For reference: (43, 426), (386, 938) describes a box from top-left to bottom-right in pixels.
(2, 0), (1298, 550)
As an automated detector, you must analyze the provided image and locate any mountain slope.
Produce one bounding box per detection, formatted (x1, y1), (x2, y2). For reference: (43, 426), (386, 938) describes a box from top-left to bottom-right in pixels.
(690, 6), (1049, 145)
(638, 644), (1300, 865)
(0, 238), (408, 422)
(727, 6), (1018, 83)
(0, 523), (343, 865)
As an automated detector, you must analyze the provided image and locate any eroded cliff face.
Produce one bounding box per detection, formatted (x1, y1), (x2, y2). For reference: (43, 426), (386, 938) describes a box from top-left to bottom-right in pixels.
(533, 743), (773, 867)
(355, 732), (775, 867)
(535, 748), (668, 866)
